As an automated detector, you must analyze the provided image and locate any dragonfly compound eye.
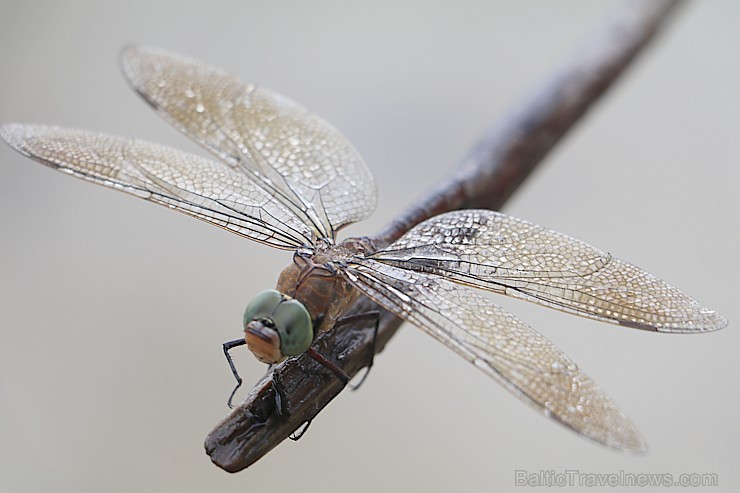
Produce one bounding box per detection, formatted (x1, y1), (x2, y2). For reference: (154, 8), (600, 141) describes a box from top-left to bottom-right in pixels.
(243, 289), (283, 329)
(271, 299), (313, 356)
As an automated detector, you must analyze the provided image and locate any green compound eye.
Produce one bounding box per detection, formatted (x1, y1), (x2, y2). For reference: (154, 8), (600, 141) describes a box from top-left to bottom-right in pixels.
(271, 299), (313, 356)
(243, 289), (283, 329)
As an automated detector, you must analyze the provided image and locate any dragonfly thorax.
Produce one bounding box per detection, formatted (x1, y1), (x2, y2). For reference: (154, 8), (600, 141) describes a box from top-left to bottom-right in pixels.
(273, 242), (365, 335)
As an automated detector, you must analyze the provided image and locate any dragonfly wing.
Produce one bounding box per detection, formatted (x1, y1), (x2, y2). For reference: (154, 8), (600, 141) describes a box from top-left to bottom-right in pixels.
(370, 209), (726, 333)
(121, 45), (377, 242)
(1, 124), (314, 249)
(344, 259), (645, 452)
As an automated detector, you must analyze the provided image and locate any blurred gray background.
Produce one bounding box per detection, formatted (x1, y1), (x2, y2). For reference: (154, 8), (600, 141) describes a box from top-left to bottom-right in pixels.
(1, 1), (738, 492)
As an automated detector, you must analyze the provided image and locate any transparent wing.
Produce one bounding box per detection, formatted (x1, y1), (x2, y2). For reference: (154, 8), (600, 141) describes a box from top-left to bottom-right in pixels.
(370, 210), (726, 333)
(344, 259), (645, 452)
(1, 124), (315, 249)
(121, 45), (377, 242)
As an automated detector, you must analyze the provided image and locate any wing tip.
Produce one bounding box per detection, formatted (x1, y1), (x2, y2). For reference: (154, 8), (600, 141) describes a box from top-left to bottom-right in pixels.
(614, 439), (648, 455)
(556, 407), (648, 454)
(710, 312), (729, 331)
(0, 122), (21, 145)
(120, 44), (144, 81)
(120, 44), (172, 83)
(119, 44), (169, 112)
(120, 43), (140, 58)
(0, 124), (86, 172)
(120, 43), (164, 62)
(548, 400), (648, 454)
(1, 123), (43, 156)
(600, 424), (648, 455)
(119, 44), (197, 108)
(694, 310), (728, 333)
(650, 309), (728, 334)
(120, 44), (189, 78)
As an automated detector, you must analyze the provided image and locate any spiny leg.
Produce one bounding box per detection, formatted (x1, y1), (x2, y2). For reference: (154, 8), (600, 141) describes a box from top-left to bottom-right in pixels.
(269, 346), (350, 441)
(270, 368), (311, 440)
(271, 368), (288, 418)
(230, 311), (380, 440)
(334, 310), (380, 390)
(306, 347), (350, 384)
(222, 338), (247, 408)
(289, 420), (312, 441)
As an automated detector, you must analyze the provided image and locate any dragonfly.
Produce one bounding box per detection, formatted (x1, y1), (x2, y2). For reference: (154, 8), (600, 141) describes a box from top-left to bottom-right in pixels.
(1, 46), (726, 454)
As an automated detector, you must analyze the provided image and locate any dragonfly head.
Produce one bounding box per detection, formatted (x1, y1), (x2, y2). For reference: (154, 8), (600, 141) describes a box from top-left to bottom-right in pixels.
(243, 289), (313, 364)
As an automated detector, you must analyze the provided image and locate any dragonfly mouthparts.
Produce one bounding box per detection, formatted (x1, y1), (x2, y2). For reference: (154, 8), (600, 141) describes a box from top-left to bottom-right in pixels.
(245, 320), (283, 364)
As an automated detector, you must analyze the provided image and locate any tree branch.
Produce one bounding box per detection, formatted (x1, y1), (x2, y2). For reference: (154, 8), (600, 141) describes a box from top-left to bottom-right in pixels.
(205, 0), (684, 472)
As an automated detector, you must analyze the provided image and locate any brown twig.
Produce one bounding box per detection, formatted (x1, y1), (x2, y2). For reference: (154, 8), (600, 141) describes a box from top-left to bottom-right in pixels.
(205, 0), (684, 472)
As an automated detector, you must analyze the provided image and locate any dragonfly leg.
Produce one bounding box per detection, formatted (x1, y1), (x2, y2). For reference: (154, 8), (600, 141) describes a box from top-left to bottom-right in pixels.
(306, 347), (350, 384)
(268, 346), (348, 441)
(271, 371), (313, 440)
(222, 338), (247, 408)
(335, 310), (380, 391)
(271, 370), (288, 418)
(289, 420), (312, 441)
(270, 313), (379, 440)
